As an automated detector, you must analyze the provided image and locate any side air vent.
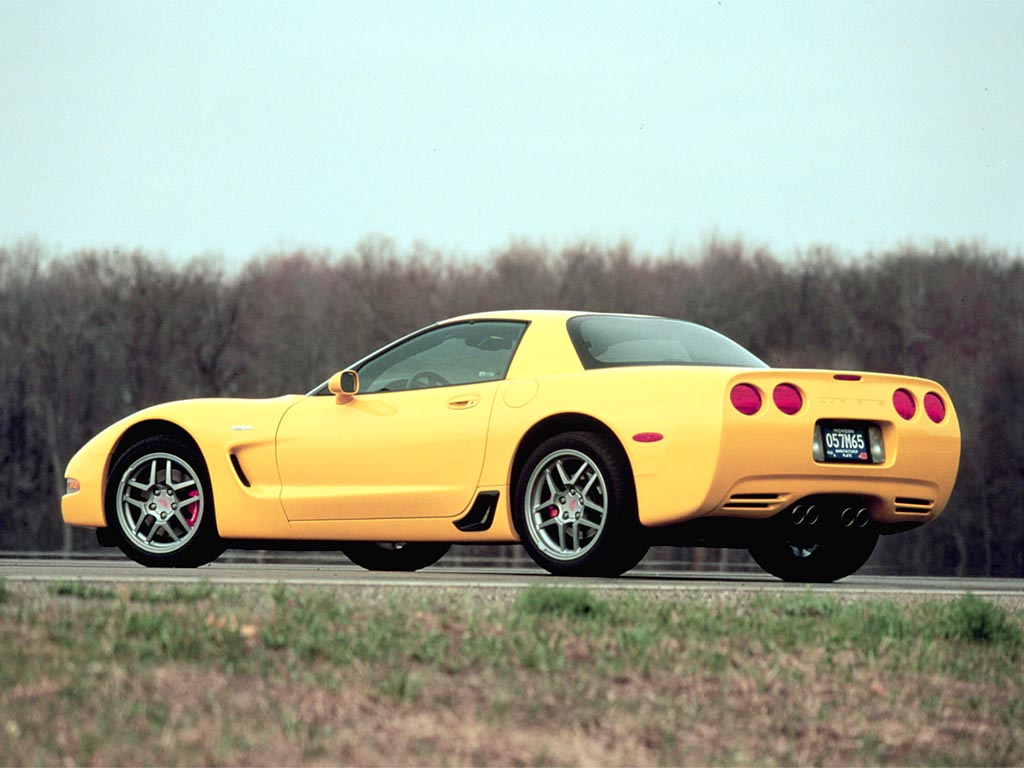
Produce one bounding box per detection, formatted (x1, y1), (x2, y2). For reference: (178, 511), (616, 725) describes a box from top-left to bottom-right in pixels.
(230, 454), (252, 488)
(454, 491), (500, 532)
(723, 493), (785, 511)
(894, 497), (934, 514)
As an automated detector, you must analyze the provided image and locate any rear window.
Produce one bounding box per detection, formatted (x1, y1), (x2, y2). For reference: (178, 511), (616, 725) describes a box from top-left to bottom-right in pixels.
(567, 315), (767, 370)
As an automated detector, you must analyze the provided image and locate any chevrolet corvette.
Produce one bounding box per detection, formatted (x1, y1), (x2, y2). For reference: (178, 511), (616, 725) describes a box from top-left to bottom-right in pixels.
(62, 310), (961, 581)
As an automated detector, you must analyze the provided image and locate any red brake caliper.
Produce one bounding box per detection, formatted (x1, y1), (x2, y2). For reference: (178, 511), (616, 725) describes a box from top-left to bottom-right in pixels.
(184, 490), (200, 527)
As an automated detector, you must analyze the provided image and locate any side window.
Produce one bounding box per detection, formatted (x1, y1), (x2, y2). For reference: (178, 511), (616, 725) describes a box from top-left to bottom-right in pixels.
(357, 321), (527, 393)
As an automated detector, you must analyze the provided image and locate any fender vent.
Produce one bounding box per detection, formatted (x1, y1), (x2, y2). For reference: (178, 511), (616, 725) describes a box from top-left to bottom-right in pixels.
(230, 454), (251, 488)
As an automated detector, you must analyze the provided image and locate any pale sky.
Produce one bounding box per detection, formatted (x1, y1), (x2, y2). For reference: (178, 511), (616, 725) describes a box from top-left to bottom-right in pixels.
(2, 0), (1022, 264)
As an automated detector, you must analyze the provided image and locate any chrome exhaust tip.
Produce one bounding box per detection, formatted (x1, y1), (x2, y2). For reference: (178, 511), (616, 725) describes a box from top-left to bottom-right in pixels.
(854, 507), (871, 528)
(804, 505), (819, 526)
(791, 505), (807, 525)
(840, 507), (858, 527)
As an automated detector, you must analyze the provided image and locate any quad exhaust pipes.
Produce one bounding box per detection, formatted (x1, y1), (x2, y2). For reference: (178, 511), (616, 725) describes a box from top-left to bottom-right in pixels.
(788, 504), (870, 528)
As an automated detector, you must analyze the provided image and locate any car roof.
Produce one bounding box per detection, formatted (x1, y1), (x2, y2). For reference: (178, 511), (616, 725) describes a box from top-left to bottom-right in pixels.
(443, 309), (580, 323)
(442, 309), (660, 324)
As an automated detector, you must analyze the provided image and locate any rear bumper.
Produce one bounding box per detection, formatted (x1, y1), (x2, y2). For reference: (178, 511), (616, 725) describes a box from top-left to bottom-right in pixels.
(637, 467), (952, 529)
(708, 474), (944, 525)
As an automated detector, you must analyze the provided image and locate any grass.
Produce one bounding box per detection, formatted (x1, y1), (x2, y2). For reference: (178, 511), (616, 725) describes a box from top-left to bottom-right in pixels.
(1, 582), (1021, 766)
(47, 581), (117, 600)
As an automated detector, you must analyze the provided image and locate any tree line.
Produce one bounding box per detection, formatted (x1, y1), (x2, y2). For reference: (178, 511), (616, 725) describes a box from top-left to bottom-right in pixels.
(1, 237), (1021, 575)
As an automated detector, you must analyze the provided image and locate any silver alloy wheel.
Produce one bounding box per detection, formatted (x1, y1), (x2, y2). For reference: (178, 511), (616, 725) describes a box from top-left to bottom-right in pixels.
(115, 452), (205, 555)
(524, 448), (608, 562)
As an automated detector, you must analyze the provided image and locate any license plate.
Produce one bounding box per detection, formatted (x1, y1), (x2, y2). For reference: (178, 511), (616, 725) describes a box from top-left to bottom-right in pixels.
(820, 422), (872, 463)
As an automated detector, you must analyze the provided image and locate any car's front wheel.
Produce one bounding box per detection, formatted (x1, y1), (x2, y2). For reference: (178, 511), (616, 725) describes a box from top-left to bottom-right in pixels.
(748, 531), (878, 583)
(513, 431), (648, 577)
(340, 542), (452, 571)
(106, 435), (223, 567)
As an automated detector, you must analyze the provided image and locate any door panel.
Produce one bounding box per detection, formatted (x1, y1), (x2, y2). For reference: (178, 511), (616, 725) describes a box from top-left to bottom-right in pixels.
(276, 383), (497, 521)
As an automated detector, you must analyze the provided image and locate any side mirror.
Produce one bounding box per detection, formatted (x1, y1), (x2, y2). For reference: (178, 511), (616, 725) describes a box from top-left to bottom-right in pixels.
(328, 370), (360, 403)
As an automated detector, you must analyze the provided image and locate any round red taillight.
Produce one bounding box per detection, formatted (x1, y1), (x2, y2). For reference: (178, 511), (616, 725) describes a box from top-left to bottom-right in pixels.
(893, 388), (916, 420)
(730, 384), (762, 416)
(924, 392), (946, 423)
(772, 383), (803, 415)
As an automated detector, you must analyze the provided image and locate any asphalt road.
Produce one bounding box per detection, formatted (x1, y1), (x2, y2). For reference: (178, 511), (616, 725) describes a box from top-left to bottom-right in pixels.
(2, 556), (1021, 600)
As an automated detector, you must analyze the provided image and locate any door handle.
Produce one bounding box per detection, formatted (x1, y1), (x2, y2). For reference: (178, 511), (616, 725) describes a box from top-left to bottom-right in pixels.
(447, 394), (480, 410)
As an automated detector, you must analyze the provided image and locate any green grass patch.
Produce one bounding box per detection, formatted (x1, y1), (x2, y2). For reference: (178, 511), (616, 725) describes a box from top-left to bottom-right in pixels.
(940, 593), (1022, 644)
(48, 581), (117, 600)
(128, 580), (216, 604)
(514, 585), (609, 619)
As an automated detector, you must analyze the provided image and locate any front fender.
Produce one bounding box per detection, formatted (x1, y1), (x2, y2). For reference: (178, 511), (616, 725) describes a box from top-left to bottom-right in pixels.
(61, 396), (303, 539)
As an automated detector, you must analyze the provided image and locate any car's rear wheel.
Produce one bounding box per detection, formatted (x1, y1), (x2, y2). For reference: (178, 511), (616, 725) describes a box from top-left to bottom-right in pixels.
(514, 431), (648, 577)
(106, 436), (223, 567)
(748, 532), (878, 583)
(340, 542), (451, 571)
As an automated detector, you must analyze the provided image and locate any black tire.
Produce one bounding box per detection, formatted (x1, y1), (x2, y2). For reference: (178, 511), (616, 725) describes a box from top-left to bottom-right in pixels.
(748, 532), (878, 583)
(105, 435), (223, 568)
(513, 431), (648, 577)
(340, 542), (451, 572)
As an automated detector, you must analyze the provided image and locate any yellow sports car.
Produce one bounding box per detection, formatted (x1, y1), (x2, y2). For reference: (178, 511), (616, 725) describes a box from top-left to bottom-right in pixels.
(62, 310), (961, 581)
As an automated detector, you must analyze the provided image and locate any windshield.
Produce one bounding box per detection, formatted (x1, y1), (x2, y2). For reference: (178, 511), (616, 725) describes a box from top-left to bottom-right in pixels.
(567, 315), (767, 370)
